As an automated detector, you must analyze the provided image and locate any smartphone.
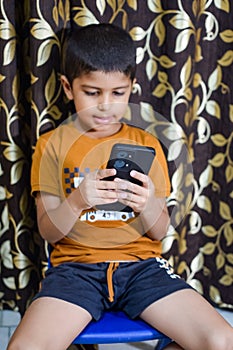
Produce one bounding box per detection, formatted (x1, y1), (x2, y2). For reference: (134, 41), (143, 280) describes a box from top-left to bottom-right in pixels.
(105, 143), (155, 185)
(97, 143), (155, 212)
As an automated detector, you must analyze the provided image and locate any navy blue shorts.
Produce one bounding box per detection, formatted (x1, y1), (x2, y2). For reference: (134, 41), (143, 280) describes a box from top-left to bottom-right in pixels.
(34, 258), (192, 320)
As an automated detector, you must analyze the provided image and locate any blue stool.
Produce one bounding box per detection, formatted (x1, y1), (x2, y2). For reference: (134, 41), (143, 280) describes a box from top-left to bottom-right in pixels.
(71, 310), (171, 349)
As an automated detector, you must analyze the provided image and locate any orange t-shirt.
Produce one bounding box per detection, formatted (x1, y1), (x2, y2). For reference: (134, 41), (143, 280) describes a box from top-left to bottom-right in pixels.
(31, 122), (170, 266)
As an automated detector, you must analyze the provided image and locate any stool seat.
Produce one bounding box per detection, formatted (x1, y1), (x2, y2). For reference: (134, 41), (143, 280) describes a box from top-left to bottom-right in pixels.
(73, 311), (171, 346)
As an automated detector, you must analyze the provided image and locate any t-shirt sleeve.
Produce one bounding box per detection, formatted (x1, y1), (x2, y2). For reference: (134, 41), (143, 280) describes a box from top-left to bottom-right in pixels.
(149, 138), (171, 198)
(31, 133), (60, 198)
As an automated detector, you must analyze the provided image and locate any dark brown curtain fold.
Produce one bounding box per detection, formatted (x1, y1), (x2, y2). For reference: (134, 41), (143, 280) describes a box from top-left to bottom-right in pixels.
(0, 0), (232, 318)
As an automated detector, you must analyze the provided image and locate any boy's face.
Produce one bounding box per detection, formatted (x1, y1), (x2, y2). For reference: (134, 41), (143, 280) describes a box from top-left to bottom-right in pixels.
(61, 71), (134, 137)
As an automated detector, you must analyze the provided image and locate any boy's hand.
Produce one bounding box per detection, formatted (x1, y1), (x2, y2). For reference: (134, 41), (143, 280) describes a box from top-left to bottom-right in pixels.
(75, 168), (120, 210)
(113, 170), (155, 213)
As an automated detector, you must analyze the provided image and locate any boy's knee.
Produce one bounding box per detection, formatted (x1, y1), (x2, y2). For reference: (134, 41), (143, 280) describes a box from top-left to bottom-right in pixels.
(7, 339), (20, 350)
(208, 331), (233, 350)
(7, 340), (24, 350)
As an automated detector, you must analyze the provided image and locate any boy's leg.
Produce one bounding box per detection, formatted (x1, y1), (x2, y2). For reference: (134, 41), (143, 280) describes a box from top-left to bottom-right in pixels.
(7, 297), (92, 350)
(140, 289), (233, 350)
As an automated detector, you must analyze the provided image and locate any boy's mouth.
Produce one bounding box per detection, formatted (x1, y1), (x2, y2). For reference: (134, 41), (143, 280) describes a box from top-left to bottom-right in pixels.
(93, 115), (115, 124)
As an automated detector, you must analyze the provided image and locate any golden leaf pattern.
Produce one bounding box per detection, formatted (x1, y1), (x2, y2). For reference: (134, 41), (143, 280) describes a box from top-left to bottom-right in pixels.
(0, 0), (232, 316)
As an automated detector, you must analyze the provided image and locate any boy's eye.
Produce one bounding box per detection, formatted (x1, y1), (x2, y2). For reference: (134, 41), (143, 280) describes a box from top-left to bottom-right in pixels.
(113, 91), (125, 96)
(84, 90), (125, 97)
(84, 91), (99, 96)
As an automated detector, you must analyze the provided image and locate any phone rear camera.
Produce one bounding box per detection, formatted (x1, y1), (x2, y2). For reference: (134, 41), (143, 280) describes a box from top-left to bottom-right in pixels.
(114, 159), (126, 168)
(117, 151), (128, 158)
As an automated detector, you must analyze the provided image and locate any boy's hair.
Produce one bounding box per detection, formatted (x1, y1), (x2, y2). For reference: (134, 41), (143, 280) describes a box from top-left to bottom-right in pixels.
(62, 23), (136, 84)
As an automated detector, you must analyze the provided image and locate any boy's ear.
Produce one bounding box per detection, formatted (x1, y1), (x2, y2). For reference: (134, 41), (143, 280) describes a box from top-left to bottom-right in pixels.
(132, 78), (137, 90)
(60, 75), (73, 100)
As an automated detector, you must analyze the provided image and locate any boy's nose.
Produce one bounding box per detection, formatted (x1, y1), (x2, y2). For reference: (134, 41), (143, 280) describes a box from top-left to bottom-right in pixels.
(98, 102), (110, 111)
(98, 94), (112, 111)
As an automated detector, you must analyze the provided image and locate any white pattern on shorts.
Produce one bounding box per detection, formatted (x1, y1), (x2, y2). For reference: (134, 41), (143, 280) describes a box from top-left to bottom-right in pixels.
(155, 257), (180, 279)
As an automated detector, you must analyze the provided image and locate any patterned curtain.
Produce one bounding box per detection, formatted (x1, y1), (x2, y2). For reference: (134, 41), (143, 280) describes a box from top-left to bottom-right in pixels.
(0, 0), (232, 318)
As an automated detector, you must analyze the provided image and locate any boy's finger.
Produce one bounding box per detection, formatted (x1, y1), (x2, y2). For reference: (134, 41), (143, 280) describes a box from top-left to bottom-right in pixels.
(130, 170), (148, 185)
(96, 168), (117, 180)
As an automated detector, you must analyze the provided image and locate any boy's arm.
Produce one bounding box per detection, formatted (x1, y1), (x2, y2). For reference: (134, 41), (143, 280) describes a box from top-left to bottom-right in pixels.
(36, 168), (120, 243)
(36, 190), (85, 243)
(140, 197), (170, 241)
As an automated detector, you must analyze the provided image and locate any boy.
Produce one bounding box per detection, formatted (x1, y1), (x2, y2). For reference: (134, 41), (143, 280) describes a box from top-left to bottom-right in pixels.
(7, 23), (233, 350)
